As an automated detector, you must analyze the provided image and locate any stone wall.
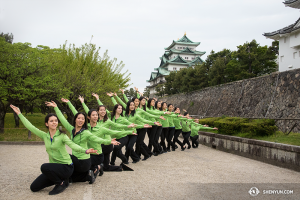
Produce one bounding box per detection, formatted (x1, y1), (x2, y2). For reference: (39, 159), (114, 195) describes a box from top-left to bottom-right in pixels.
(198, 131), (300, 172)
(159, 68), (300, 132)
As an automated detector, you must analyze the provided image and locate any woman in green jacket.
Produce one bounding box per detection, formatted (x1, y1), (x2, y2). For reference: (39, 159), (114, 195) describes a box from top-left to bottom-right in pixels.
(70, 95), (136, 172)
(190, 119), (218, 148)
(173, 106), (187, 151)
(10, 105), (97, 195)
(46, 101), (120, 184)
(181, 111), (194, 149)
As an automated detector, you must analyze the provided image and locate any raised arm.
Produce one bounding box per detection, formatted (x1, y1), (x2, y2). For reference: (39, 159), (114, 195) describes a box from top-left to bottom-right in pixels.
(61, 98), (78, 115)
(115, 94), (127, 108)
(10, 105), (46, 139)
(46, 101), (74, 133)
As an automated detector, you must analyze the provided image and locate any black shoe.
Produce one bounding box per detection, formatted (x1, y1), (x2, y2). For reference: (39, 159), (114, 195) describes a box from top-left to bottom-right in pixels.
(187, 146), (191, 149)
(142, 156), (150, 161)
(94, 166), (100, 178)
(120, 163), (134, 171)
(148, 152), (153, 157)
(123, 161), (129, 164)
(110, 162), (115, 166)
(166, 147), (171, 152)
(175, 145), (178, 149)
(163, 150), (168, 153)
(88, 170), (95, 184)
(49, 182), (67, 195)
(181, 146), (186, 151)
(64, 179), (69, 187)
(132, 158), (140, 163)
(99, 164), (104, 176)
(154, 152), (159, 156)
(68, 177), (73, 185)
(172, 147), (176, 151)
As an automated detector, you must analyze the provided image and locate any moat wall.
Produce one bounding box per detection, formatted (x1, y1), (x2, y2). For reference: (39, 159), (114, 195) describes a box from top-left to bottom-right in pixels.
(158, 68), (300, 132)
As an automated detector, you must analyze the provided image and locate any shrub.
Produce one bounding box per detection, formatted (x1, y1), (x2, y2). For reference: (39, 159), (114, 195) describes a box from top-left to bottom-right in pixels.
(240, 119), (277, 137)
(198, 117), (221, 127)
(214, 117), (249, 135)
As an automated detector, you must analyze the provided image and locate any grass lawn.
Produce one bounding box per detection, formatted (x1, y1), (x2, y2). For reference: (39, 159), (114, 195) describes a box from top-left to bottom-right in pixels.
(202, 129), (300, 147)
(0, 113), (70, 141)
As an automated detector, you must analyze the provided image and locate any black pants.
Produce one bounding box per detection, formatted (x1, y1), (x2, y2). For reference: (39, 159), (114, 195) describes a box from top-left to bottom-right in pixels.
(160, 127), (169, 151)
(90, 154), (104, 171)
(155, 126), (163, 152)
(136, 128), (150, 158)
(147, 125), (157, 152)
(125, 134), (140, 161)
(173, 129), (183, 147)
(70, 155), (91, 182)
(182, 131), (191, 148)
(167, 127), (176, 149)
(190, 135), (199, 148)
(102, 144), (122, 171)
(111, 136), (128, 164)
(30, 163), (74, 192)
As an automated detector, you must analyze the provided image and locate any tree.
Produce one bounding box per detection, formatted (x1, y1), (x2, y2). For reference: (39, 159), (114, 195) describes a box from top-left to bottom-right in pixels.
(124, 88), (136, 100)
(143, 88), (150, 98)
(0, 32), (14, 44)
(155, 84), (165, 97)
(0, 38), (64, 132)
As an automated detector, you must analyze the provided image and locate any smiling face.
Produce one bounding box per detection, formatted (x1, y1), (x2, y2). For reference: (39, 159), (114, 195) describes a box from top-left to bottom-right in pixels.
(140, 98), (146, 106)
(116, 105), (123, 114)
(98, 106), (106, 117)
(175, 107), (180, 113)
(75, 114), (85, 127)
(134, 98), (140, 107)
(150, 99), (155, 107)
(168, 105), (174, 112)
(129, 102), (135, 111)
(88, 111), (98, 123)
(45, 116), (58, 130)
(156, 101), (161, 109)
(162, 103), (167, 110)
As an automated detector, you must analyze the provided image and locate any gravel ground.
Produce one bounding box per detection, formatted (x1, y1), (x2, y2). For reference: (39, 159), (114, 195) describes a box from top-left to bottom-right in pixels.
(1, 137), (300, 200)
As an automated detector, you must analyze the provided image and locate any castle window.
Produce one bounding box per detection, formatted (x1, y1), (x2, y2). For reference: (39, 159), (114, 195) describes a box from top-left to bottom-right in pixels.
(173, 67), (177, 71)
(185, 57), (188, 59)
(280, 55), (284, 62)
(293, 52), (297, 59)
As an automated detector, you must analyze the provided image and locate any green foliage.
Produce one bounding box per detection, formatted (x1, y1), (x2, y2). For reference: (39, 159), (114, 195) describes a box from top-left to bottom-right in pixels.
(124, 88), (136, 100)
(200, 117), (278, 137)
(0, 32), (14, 44)
(155, 84), (165, 97)
(164, 40), (278, 95)
(143, 88), (150, 98)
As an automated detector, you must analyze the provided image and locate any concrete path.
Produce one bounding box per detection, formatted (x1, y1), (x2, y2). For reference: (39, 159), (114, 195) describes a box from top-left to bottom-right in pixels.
(1, 140), (300, 200)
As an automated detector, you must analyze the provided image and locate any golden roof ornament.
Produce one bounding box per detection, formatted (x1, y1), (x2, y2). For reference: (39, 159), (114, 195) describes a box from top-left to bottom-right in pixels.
(184, 32), (186, 36)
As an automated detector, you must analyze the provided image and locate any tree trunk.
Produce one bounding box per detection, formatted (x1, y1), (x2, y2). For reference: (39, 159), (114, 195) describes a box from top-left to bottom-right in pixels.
(0, 101), (7, 133)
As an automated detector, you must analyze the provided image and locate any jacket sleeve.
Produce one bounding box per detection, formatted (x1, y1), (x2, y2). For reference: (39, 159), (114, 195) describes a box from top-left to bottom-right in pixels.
(123, 93), (129, 103)
(63, 135), (86, 153)
(54, 107), (74, 133)
(115, 95), (127, 108)
(111, 96), (118, 105)
(67, 101), (78, 115)
(110, 130), (134, 139)
(137, 109), (160, 119)
(18, 114), (46, 139)
(137, 92), (140, 98)
(136, 114), (155, 125)
(86, 131), (112, 145)
(108, 119), (134, 130)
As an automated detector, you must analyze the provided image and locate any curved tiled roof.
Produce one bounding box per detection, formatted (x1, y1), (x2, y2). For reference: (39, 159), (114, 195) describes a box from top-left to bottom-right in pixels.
(284, 0), (300, 9)
(263, 17), (300, 39)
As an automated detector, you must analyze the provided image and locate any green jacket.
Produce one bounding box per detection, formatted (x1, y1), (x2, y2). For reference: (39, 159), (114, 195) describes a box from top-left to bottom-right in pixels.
(190, 123), (214, 137)
(67, 101), (134, 142)
(173, 114), (186, 130)
(181, 118), (194, 132)
(125, 112), (155, 127)
(19, 113), (87, 164)
(54, 107), (111, 159)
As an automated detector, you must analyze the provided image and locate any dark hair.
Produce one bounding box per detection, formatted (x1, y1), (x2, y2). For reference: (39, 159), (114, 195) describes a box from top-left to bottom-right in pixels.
(147, 98), (154, 109)
(72, 112), (88, 130)
(45, 113), (66, 134)
(184, 112), (188, 116)
(87, 109), (99, 123)
(160, 102), (167, 111)
(167, 104), (173, 112)
(154, 101), (160, 110)
(111, 104), (124, 120)
(132, 97), (138, 102)
(98, 105), (108, 122)
(125, 100), (136, 116)
(139, 96), (147, 111)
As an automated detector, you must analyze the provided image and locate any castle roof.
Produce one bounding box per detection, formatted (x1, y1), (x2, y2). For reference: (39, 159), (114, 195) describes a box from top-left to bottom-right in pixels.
(284, 0), (300, 9)
(263, 17), (300, 40)
(166, 47), (206, 56)
(164, 35), (200, 50)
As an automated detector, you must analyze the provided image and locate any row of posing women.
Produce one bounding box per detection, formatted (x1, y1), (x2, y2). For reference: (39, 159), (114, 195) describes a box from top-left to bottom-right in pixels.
(10, 89), (216, 196)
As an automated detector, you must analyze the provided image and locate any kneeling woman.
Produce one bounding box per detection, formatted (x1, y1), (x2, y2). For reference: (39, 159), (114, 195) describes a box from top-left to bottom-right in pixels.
(190, 119), (218, 148)
(10, 105), (97, 195)
(46, 101), (120, 184)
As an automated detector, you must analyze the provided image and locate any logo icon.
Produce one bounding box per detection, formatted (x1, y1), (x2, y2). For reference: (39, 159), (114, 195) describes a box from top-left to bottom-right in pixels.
(248, 187), (260, 197)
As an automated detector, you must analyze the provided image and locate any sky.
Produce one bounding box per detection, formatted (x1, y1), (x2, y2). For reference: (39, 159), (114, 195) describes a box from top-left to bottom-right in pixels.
(1, 0), (299, 92)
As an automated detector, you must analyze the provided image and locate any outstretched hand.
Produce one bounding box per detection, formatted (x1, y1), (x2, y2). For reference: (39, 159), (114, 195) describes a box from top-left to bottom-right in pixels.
(45, 101), (57, 108)
(92, 93), (99, 100)
(134, 87), (138, 92)
(213, 127), (218, 130)
(61, 98), (69, 103)
(78, 95), (84, 103)
(111, 138), (121, 146)
(86, 148), (98, 155)
(131, 131), (137, 135)
(106, 92), (113, 97)
(10, 105), (21, 115)
(159, 116), (166, 120)
(119, 89), (124, 94)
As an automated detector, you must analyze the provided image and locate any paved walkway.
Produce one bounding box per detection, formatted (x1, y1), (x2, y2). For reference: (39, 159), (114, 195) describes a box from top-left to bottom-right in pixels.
(1, 140), (300, 200)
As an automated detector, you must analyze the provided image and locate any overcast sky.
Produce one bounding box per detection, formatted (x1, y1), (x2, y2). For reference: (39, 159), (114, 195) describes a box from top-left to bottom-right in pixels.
(1, 0), (299, 92)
